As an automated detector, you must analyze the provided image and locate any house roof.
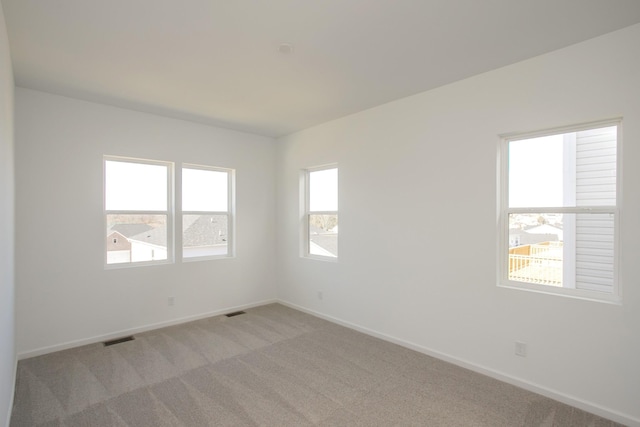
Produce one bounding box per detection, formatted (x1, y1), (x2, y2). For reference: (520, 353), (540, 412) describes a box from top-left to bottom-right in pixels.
(4, 1), (640, 137)
(183, 215), (227, 247)
(129, 227), (167, 248)
(106, 230), (128, 241)
(107, 223), (153, 238)
(310, 234), (338, 258)
(114, 215), (228, 248)
(524, 224), (564, 240)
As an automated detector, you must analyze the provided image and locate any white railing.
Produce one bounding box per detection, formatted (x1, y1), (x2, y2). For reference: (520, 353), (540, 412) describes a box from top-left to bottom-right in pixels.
(530, 242), (561, 255)
(509, 242), (563, 286)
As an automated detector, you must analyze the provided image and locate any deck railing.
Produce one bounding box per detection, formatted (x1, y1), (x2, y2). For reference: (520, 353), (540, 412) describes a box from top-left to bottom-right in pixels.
(508, 242), (563, 286)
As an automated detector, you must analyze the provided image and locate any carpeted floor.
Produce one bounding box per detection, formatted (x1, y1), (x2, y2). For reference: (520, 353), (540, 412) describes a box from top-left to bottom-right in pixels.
(11, 304), (622, 426)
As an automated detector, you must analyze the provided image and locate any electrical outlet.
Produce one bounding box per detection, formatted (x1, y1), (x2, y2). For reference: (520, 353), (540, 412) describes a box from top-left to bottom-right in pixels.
(317, 291), (323, 300)
(168, 296), (175, 306)
(515, 341), (527, 357)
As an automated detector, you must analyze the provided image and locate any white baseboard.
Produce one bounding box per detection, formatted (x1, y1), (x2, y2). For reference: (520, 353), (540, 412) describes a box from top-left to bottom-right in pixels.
(17, 298), (277, 360)
(277, 299), (639, 427)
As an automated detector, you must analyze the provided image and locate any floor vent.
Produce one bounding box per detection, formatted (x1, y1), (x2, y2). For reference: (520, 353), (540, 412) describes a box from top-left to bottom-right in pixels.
(225, 311), (246, 318)
(104, 336), (134, 347)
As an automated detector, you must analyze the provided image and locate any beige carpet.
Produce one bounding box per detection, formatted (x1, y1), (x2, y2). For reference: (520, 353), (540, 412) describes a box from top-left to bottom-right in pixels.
(10, 304), (622, 426)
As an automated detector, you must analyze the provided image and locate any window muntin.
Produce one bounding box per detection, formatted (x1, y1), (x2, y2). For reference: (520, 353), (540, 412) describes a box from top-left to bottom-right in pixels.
(104, 157), (173, 266)
(305, 166), (338, 259)
(182, 165), (233, 260)
(500, 122), (619, 301)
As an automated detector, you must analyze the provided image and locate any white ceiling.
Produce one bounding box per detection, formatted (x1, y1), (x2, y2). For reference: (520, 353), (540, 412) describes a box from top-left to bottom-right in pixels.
(3, 0), (640, 137)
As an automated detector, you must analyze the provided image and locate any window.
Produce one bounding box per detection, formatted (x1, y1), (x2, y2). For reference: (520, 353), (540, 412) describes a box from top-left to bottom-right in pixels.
(182, 165), (233, 259)
(499, 121), (620, 301)
(305, 166), (338, 259)
(105, 157), (234, 267)
(105, 157), (173, 265)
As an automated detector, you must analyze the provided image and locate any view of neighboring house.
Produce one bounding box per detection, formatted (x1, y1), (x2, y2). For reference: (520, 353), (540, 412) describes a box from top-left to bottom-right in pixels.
(106, 224), (155, 263)
(106, 215), (228, 263)
(106, 223), (166, 263)
(183, 214), (228, 258)
(509, 217), (563, 248)
(309, 224), (338, 258)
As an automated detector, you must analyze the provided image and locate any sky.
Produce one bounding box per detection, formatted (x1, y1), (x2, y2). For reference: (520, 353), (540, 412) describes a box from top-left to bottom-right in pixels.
(182, 168), (228, 211)
(106, 144), (561, 214)
(309, 168), (338, 211)
(105, 160), (228, 212)
(509, 134), (564, 208)
(105, 160), (168, 211)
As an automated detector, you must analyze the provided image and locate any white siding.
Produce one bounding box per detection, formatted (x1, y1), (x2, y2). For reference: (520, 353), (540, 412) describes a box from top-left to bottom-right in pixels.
(576, 126), (617, 207)
(574, 126), (616, 292)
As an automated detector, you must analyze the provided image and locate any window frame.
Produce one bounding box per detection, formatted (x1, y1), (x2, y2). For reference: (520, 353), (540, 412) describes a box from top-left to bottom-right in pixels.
(180, 163), (235, 262)
(104, 155), (174, 268)
(498, 119), (622, 303)
(303, 164), (339, 261)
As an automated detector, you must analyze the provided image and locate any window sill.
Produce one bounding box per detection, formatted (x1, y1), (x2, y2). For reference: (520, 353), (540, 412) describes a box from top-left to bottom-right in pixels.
(498, 281), (621, 305)
(182, 255), (235, 263)
(104, 259), (173, 270)
(303, 254), (338, 263)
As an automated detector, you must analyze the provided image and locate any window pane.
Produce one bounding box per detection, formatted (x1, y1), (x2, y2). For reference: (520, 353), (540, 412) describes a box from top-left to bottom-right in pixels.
(183, 168), (228, 212)
(309, 168), (338, 211)
(508, 126), (616, 208)
(183, 214), (228, 258)
(508, 135), (564, 208)
(508, 212), (614, 292)
(107, 214), (167, 264)
(105, 161), (168, 211)
(309, 214), (338, 257)
(508, 213), (563, 286)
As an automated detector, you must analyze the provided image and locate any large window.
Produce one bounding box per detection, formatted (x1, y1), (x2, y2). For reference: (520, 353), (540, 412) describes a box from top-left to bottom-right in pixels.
(105, 156), (234, 267)
(105, 157), (173, 265)
(499, 121), (620, 301)
(305, 166), (338, 259)
(182, 165), (233, 259)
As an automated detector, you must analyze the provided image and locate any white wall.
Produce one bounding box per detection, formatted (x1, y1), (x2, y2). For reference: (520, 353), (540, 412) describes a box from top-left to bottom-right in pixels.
(0, 3), (15, 426)
(276, 24), (640, 425)
(15, 89), (278, 356)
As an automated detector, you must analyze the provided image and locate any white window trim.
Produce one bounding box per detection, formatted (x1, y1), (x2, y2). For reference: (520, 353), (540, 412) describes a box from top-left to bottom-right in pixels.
(104, 155), (175, 269)
(497, 119), (622, 304)
(180, 163), (235, 262)
(302, 164), (338, 262)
